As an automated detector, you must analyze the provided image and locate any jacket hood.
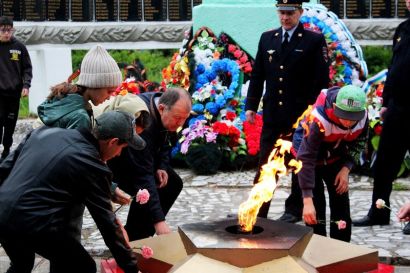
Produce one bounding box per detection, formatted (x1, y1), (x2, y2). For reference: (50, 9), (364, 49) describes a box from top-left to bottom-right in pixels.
(38, 94), (86, 125)
(315, 86), (340, 125)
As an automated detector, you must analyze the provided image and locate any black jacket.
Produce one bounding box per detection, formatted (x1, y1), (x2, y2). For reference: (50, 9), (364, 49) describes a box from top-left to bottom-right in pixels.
(108, 92), (173, 223)
(0, 127), (138, 273)
(382, 17), (410, 110)
(246, 23), (329, 128)
(0, 37), (32, 97)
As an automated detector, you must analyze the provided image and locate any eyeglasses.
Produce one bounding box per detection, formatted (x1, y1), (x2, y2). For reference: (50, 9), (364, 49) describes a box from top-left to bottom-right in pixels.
(0, 28), (15, 34)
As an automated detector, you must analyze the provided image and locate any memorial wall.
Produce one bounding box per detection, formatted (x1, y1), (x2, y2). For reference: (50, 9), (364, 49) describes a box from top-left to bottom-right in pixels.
(318, 0), (409, 18)
(0, 0), (203, 21)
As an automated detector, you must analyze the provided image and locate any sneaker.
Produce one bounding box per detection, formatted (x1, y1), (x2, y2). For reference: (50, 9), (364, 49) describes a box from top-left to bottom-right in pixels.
(276, 213), (301, 223)
(352, 215), (390, 227)
(403, 222), (410, 235)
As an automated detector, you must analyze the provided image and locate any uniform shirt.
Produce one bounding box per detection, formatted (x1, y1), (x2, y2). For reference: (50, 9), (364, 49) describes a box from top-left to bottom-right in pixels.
(246, 22), (329, 129)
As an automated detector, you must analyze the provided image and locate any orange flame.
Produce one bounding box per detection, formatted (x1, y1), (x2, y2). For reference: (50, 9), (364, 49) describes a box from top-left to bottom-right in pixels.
(238, 139), (302, 232)
(292, 105), (325, 136)
(292, 105), (313, 129)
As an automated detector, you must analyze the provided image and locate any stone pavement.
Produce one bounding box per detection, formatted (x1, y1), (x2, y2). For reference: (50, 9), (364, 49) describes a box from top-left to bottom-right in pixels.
(1, 120), (410, 272)
(1, 169), (410, 272)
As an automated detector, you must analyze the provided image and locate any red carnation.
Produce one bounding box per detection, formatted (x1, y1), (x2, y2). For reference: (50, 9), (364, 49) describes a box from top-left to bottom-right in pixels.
(239, 55), (248, 64)
(213, 122), (230, 135)
(375, 84), (384, 97)
(230, 100), (239, 107)
(243, 114), (263, 156)
(226, 111), (236, 121)
(233, 50), (243, 59)
(243, 63), (252, 74)
(374, 124), (382, 136)
(228, 44), (237, 53)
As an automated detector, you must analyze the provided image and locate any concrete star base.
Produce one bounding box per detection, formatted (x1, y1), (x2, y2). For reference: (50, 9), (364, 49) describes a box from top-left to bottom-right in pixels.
(128, 219), (378, 273)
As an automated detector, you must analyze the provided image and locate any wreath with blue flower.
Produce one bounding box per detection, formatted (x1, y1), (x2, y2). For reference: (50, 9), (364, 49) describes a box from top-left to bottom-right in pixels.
(191, 58), (241, 121)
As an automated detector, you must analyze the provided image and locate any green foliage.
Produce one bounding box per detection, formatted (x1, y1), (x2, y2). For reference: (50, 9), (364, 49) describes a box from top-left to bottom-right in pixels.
(71, 50), (87, 71)
(393, 182), (409, 191)
(362, 46), (392, 76)
(72, 49), (176, 83)
(18, 97), (30, 118)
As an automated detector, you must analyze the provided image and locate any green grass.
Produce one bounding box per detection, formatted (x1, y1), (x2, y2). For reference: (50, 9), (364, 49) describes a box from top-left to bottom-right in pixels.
(19, 96), (31, 118)
(393, 182), (409, 191)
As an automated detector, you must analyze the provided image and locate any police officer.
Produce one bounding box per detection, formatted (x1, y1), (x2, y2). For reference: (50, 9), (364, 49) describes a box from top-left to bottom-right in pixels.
(353, 0), (410, 234)
(245, 0), (329, 221)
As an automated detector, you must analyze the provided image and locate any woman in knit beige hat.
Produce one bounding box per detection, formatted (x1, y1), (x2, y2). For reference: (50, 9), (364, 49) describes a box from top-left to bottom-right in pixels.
(34, 45), (123, 259)
(93, 92), (151, 135)
(37, 45), (122, 130)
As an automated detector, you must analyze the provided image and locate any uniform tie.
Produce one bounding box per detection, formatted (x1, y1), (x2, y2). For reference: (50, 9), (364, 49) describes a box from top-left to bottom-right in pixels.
(282, 31), (290, 49)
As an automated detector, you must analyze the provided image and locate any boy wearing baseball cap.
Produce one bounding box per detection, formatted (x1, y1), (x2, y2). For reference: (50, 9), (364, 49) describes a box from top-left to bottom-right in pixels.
(292, 85), (368, 242)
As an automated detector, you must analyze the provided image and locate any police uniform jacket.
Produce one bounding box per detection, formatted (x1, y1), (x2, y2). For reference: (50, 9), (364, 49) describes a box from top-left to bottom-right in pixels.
(246, 22), (329, 128)
(382, 17), (410, 111)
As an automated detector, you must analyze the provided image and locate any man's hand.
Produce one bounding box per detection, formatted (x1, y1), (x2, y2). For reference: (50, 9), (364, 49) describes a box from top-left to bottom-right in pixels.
(156, 169), (168, 188)
(335, 166), (350, 194)
(154, 221), (171, 235)
(398, 202), (410, 222)
(112, 187), (131, 205)
(21, 88), (29, 97)
(303, 197), (317, 225)
(245, 110), (256, 124)
(115, 218), (130, 247)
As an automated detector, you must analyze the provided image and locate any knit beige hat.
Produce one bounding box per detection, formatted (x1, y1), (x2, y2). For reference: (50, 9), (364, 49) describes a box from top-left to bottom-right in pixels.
(76, 45), (122, 88)
(92, 93), (149, 119)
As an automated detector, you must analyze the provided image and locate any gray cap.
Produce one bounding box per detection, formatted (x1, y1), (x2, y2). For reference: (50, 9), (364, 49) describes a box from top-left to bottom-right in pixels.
(94, 111), (146, 150)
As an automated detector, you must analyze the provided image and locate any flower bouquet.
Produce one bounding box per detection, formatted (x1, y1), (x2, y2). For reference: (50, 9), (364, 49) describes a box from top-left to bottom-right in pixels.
(362, 69), (410, 177)
(300, 3), (367, 87)
(179, 120), (222, 174)
(114, 78), (141, 96)
(212, 120), (247, 162)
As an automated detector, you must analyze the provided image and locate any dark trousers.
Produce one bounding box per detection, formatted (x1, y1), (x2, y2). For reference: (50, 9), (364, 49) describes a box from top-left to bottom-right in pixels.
(307, 162), (351, 242)
(1, 232), (96, 273)
(368, 103), (410, 221)
(255, 125), (301, 218)
(284, 173), (303, 217)
(125, 167), (183, 241)
(0, 96), (20, 156)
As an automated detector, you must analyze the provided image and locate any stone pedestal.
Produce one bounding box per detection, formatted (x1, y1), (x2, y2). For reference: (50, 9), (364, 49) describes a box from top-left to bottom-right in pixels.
(128, 218), (378, 273)
(28, 47), (72, 114)
(193, 0), (317, 58)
